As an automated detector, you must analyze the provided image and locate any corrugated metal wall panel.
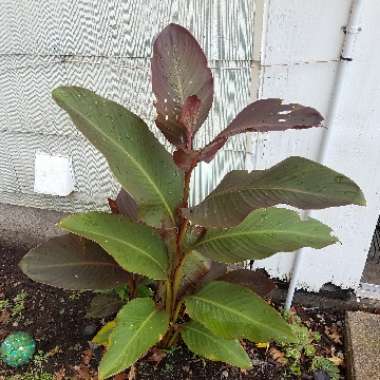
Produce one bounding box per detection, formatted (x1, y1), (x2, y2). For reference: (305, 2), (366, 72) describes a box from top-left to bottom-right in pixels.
(0, 57), (250, 149)
(0, 1), (253, 60)
(0, 0), (254, 212)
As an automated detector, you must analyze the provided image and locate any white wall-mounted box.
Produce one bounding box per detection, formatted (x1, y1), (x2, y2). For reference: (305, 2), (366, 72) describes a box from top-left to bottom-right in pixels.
(34, 152), (75, 196)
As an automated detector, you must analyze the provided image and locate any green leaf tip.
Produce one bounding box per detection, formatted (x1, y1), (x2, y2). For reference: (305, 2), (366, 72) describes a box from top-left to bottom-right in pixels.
(52, 86), (77, 104)
(354, 189), (367, 207)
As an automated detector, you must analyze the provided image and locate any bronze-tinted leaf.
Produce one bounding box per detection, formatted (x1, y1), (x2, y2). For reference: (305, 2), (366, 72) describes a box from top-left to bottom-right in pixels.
(200, 99), (323, 162)
(173, 148), (200, 171)
(151, 23), (213, 147)
(108, 189), (138, 221)
(108, 198), (119, 214)
(219, 269), (276, 297)
(179, 95), (202, 142)
(86, 294), (123, 319)
(190, 156), (366, 227)
(19, 235), (130, 290)
(174, 251), (226, 300)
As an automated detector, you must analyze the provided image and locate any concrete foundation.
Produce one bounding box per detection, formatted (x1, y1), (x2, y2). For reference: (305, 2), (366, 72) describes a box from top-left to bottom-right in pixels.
(0, 203), (66, 248)
(345, 311), (380, 380)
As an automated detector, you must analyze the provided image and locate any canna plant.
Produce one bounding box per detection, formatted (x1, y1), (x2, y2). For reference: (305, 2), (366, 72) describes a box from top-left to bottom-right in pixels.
(19, 24), (365, 379)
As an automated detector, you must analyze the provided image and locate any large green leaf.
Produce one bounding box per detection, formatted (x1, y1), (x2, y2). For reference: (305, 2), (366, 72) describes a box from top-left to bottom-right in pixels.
(185, 281), (295, 343)
(52, 86), (183, 227)
(98, 298), (169, 379)
(193, 208), (338, 263)
(190, 156), (365, 227)
(59, 212), (168, 280)
(19, 235), (130, 290)
(181, 321), (251, 369)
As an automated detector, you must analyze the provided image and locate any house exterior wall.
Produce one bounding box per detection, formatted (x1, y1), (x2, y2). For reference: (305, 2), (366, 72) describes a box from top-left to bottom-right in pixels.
(0, 0), (254, 211)
(2, 0), (379, 293)
(252, 0), (380, 292)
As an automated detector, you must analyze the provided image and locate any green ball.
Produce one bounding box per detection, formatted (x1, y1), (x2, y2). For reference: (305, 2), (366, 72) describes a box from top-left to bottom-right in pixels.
(0, 332), (36, 367)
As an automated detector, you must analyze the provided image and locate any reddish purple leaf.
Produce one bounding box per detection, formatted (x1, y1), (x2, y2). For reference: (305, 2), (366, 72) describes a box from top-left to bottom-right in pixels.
(219, 269), (276, 298)
(107, 198), (119, 214)
(199, 98), (324, 162)
(151, 23), (213, 147)
(86, 294), (123, 319)
(19, 235), (130, 290)
(176, 251), (227, 300)
(197, 138), (225, 163)
(173, 148), (200, 171)
(179, 95), (202, 148)
(200, 262), (227, 288)
(108, 189), (138, 221)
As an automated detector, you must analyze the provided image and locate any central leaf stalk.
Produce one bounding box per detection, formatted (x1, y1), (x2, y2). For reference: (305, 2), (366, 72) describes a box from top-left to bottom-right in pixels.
(163, 163), (195, 346)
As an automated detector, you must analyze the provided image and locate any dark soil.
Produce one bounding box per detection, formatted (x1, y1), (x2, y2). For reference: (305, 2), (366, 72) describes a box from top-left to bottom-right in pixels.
(0, 245), (346, 379)
(0, 245), (96, 378)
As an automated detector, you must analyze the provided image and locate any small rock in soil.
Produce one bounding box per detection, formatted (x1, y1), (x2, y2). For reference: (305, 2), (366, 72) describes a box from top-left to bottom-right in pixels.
(82, 324), (98, 339)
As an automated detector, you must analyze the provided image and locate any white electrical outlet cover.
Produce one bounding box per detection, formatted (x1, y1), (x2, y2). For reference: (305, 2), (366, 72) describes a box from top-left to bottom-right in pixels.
(34, 151), (75, 196)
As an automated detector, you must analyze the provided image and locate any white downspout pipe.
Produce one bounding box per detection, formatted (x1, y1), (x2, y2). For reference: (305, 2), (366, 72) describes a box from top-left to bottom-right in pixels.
(285, 0), (364, 310)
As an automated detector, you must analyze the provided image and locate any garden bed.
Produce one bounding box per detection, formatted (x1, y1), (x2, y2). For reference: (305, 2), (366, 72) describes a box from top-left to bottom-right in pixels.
(0, 245), (345, 379)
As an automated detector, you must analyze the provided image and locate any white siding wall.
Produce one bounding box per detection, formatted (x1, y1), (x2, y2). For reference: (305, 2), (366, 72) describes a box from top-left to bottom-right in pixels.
(2, 0), (379, 292)
(0, 0), (254, 211)
(252, 0), (380, 291)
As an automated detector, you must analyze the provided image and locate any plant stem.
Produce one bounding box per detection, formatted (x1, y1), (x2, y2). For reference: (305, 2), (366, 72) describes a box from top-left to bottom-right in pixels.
(167, 329), (180, 347)
(173, 301), (183, 322)
(165, 280), (172, 315)
(170, 165), (194, 313)
(176, 167), (193, 257)
(128, 274), (137, 300)
(183, 168), (192, 208)
(176, 163), (195, 260)
(164, 163), (196, 348)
